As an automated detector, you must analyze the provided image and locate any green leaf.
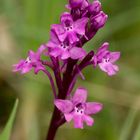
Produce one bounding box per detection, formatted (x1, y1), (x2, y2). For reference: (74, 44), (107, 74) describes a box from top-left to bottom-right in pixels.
(0, 99), (19, 140)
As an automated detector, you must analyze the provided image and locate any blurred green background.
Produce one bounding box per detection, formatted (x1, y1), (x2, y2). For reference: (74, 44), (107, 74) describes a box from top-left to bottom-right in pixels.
(0, 0), (140, 140)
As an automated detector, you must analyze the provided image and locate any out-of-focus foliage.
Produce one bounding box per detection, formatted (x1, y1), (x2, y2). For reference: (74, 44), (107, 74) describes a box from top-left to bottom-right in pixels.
(0, 0), (140, 140)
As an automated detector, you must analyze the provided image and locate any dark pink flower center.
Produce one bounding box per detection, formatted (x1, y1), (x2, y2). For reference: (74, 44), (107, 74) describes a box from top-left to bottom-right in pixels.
(74, 103), (85, 115)
(64, 20), (73, 31)
(60, 41), (70, 50)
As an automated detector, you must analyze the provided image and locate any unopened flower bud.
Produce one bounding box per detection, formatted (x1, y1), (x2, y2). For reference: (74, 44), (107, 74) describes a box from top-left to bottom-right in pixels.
(91, 11), (108, 29)
(88, 0), (101, 15)
(69, 0), (83, 8)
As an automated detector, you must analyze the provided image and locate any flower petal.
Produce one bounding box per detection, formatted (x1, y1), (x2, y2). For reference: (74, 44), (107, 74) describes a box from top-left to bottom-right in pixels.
(61, 50), (70, 60)
(73, 115), (83, 129)
(28, 50), (38, 61)
(64, 113), (73, 122)
(60, 12), (73, 26)
(69, 47), (86, 60)
(37, 44), (47, 55)
(47, 30), (60, 48)
(58, 32), (68, 43)
(85, 102), (103, 115)
(49, 48), (62, 58)
(91, 11), (108, 29)
(74, 17), (88, 35)
(72, 87), (87, 104)
(51, 24), (65, 36)
(13, 60), (25, 72)
(68, 32), (79, 44)
(106, 64), (119, 76)
(21, 63), (33, 74)
(110, 52), (120, 63)
(99, 62), (119, 76)
(96, 42), (109, 55)
(54, 99), (73, 114)
(83, 115), (94, 126)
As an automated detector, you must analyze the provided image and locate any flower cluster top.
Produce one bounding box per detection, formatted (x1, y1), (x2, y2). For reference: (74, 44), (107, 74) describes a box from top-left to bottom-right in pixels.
(13, 0), (120, 129)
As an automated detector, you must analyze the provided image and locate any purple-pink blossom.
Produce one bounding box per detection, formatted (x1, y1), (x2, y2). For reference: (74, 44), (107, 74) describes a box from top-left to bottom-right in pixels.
(47, 30), (86, 60)
(51, 12), (88, 44)
(94, 42), (120, 76)
(13, 45), (46, 74)
(55, 87), (102, 129)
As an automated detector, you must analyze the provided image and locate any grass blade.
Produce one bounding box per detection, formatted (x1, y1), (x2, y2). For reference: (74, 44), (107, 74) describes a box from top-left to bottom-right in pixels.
(133, 122), (140, 140)
(0, 99), (19, 140)
(119, 109), (137, 140)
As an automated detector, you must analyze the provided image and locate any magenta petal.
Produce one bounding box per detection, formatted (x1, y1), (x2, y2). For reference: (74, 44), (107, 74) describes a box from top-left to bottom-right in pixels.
(110, 52), (120, 63)
(47, 40), (58, 48)
(83, 115), (94, 126)
(58, 32), (67, 43)
(54, 99), (73, 114)
(98, 62), (108, 72)
(73, 115), (83, 129)
(64, 113), (73, 122)
(61, 50), (70, 60)
(85, 102), (103, 115)
(72, 87), (87, 104)
(50, 30), (60, 44)
(28, 50), (38, 61)
(13, 60), (25, 72)
(106, 64), (119, 76)
(69, 47), (86, 60)
(81, 0), (89, 9)
(68, 32), (79, 44)
(74, 17), (88, 35)
(21, 63), (32, 74)
(97, 42), (109, 55)
(99, 62), (119, 76)
(37, 44), (46, 55)
(93, 56), (98, 66)
(60, 12), (73, 26)
(49, 48), (62, 58)
(88, 0), (101, 14)
(51, 24), (65, 36)
(69, 0), (83, 8)
(92, 11), (108, 29)
(47, 30), (60, 48)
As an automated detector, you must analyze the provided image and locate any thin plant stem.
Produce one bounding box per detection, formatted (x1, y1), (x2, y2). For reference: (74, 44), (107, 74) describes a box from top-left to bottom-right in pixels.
(42, 69), (57, 98)
(51, 57), (63, 93)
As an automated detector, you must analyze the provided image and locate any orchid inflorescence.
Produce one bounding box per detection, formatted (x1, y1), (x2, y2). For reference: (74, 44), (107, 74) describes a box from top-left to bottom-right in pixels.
(13, 0), (120, 139)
